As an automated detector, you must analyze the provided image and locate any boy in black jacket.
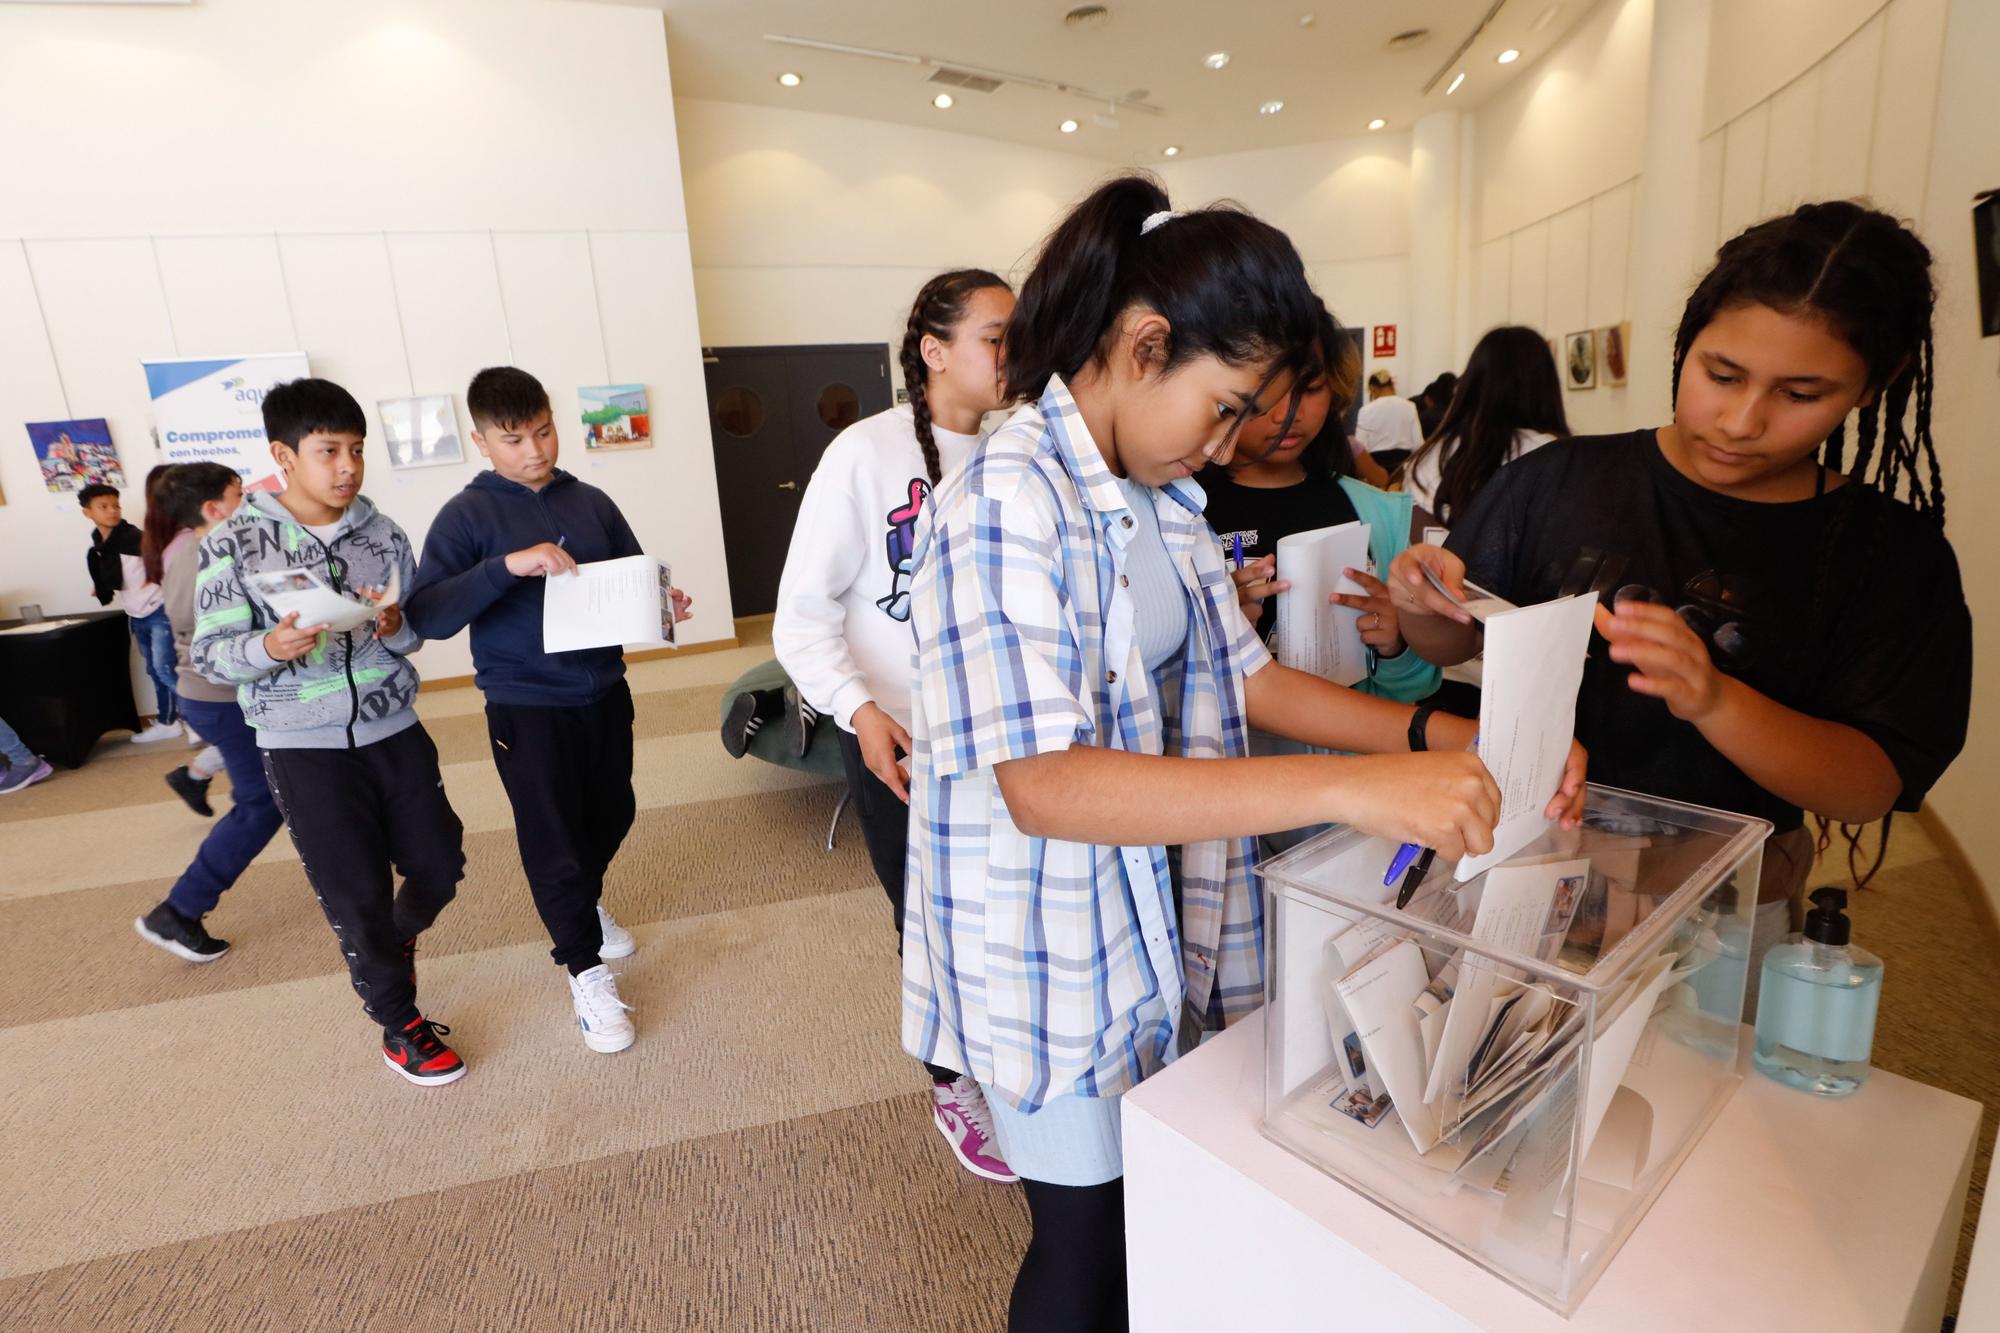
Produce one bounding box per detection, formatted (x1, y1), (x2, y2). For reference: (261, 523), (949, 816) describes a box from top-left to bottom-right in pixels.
(405, 367), (690, 1054)
(81, 480), (180, 743)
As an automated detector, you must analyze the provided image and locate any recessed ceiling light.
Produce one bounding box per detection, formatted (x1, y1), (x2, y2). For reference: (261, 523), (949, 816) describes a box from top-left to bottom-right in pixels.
(1060, 118), (1079, 133)
(1299, 13), (1316, 26)
(1204, 51), (1230, 70)
(1368, 118), (1386, 130)
(932, 92), (954, 109)
(1259, 100), (1285, 115)
(1496, 48), (1520, 64)
(1162, 145), (1180, 157)
(777, 71), (801, 87)
(1446, 71), (1466, 95)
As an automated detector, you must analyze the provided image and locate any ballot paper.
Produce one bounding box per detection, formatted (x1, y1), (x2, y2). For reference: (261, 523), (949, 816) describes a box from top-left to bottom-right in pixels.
(1457, 592), (1598, 880)
(1424, 858), (1589, 1109)
(1335, 940), (1441, 1154)
(246, 566), (400, 635)
(1421, 562), (1517, 622)
(1273, 521), (1372, 685)
(543, 555), (678, 653)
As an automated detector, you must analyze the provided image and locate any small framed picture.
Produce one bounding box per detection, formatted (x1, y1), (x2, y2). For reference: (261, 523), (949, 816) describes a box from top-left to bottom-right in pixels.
(1564, 330), (1598, 391)
(580, 383), (652, 451)
(378, 395), (465, 470)
(1598, 321), (1630, 387)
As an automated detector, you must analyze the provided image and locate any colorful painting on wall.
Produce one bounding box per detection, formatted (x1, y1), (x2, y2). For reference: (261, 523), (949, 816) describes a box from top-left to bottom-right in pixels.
(1564, 331), (1598, 391)
(27, 418), (125, 493)
(1597, 321), (1630, 387)
(580, 384), (652, 451)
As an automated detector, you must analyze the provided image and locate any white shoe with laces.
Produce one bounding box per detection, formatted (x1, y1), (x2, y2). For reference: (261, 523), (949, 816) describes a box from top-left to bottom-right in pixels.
(568, 963), (635, 1053)
(130, 721), (183, 744)
(596, 905), (635, 960)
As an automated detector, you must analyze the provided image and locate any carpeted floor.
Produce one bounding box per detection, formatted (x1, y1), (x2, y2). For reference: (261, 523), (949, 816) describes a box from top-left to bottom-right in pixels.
(0, 616), (1991, 1329)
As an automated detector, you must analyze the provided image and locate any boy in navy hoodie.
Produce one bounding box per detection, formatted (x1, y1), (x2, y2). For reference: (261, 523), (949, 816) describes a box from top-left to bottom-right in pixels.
(406, 367), (689, 1054)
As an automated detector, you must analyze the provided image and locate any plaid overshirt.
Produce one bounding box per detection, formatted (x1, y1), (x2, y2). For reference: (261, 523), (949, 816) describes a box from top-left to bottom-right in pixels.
(900, 376), (1273, 1113)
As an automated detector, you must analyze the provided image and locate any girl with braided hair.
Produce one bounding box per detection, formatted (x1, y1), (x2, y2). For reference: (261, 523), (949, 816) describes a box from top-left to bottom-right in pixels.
(772, 267), (1017, 1181)
(1391, 200), (1971, 1000)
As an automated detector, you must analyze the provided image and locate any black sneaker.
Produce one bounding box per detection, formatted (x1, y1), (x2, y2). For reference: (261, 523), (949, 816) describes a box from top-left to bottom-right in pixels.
(164, 765), (214, 817)
(783, 686), (819, 759)
(720, 687), (784, 759)
(382, 1016), (466, 1086)
(134, 900), (230, 963)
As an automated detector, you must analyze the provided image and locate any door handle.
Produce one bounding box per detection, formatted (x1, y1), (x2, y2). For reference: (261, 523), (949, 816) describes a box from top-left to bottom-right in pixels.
(777, 481), (799, 491)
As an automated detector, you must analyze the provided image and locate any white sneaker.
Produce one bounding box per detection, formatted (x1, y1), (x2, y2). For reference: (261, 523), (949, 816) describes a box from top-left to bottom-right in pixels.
(568, 964), (635, 1053)
(597, 905), (635, 959)
(130, 721), (183, 744)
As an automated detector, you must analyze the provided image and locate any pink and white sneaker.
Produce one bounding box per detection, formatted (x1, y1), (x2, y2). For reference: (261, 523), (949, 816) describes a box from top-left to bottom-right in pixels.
(930, 1076), (1018, 1183)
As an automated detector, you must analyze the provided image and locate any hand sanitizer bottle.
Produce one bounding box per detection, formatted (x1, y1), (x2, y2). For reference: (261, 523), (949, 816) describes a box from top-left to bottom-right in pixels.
(1753, 887), (1883, 1096)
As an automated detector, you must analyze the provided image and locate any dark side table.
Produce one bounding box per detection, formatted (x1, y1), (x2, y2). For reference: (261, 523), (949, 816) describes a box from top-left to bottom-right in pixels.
(0, 610), (142, 767)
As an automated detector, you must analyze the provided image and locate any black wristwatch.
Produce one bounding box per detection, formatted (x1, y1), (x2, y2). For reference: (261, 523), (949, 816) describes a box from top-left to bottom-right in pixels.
(1408, 703), (1441, 753)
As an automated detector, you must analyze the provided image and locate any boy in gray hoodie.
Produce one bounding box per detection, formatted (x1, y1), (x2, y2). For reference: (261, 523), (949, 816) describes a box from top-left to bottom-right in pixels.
(193, 379), (468, 1086)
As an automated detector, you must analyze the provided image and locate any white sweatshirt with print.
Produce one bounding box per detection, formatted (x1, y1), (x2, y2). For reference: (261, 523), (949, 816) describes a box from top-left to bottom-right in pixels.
(773, 404), (978, 732)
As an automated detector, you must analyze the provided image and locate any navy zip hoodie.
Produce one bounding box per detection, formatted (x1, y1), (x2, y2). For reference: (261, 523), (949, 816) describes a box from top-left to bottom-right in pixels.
(405, 469), (643, 706)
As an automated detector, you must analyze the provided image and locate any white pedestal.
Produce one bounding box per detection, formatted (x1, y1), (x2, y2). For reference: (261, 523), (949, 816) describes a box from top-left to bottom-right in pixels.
(1123, 1012), (1977, 1332)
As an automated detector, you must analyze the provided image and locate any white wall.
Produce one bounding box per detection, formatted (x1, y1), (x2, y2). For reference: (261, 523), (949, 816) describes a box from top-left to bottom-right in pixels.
(676, 98), (1417, 399)
(1466, 0), (1654, 435)
(675, 98), (1105, 378)
(1162, 135), (1414, 393)
(0, 0), (732, 695)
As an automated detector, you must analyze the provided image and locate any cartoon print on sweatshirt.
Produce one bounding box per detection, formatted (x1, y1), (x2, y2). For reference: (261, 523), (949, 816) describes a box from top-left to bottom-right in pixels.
(875, 477), (929, 623)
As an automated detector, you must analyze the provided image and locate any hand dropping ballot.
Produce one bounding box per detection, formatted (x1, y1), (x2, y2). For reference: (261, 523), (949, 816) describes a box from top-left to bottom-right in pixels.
(1273, 521), (1373, 685)
(542, 555), (678, 653)
(247, 566), (400, 634)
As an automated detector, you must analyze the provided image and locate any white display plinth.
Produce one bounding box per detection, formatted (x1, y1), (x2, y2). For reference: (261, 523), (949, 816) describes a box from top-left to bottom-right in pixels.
(1124, 1012), (1977, 1332)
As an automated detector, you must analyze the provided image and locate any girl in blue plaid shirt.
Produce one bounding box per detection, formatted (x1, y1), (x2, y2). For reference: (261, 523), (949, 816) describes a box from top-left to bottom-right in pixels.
(902, 176), (1587, 1332)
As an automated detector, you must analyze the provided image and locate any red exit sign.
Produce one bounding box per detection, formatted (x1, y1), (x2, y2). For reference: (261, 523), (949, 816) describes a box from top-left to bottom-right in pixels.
(1372, 325), (1397, 357)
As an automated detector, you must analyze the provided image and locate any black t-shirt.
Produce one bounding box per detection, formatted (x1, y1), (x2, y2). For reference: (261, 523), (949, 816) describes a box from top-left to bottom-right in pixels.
(1203, 472), (1361, 640)
(1446, 429), (1970, 832)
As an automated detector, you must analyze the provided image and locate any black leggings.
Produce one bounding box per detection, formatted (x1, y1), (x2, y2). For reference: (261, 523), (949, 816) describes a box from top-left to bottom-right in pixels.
(1010, 1178), (1128, 1333)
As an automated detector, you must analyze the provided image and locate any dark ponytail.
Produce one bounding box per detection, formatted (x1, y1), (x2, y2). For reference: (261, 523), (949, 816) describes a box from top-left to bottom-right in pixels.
(899, 268), (1010, 485)
(1410, 324), (1569, 524)
(1003, 174), (1320, 426)
(1670, 200), (1942, 886)
(141, 462), (241, 583)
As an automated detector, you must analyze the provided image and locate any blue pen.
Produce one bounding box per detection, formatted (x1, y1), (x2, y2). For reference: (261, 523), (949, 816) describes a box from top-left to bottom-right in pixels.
(1231, 533), (1245, 570)
(1383, 841), (1419, 886)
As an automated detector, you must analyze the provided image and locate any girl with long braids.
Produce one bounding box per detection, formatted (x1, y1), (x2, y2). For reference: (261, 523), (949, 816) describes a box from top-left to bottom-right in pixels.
(1391, 200), (1971, 1000)
(772, 268), (1018, 1182)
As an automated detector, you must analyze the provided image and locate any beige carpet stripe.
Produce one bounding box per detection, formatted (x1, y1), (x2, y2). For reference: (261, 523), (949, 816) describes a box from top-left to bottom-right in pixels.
(0, 681), (734, 826)
(0, 1094), (1028, 1333)
(1, 730), (832, 901)
(0, 783), (877, 1031)
(0, 887), (916, 1279)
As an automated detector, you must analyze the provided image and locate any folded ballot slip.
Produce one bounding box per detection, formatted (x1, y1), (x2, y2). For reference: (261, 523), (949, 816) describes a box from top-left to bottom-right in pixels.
(246, 566), (400, 635)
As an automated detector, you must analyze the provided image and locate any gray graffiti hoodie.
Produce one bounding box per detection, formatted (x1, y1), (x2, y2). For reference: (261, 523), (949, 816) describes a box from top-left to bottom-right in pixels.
(191, 489), (424, 749)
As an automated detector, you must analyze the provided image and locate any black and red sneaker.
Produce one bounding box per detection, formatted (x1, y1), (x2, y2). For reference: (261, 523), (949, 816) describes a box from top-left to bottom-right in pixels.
(381, 1016), (466, 1086)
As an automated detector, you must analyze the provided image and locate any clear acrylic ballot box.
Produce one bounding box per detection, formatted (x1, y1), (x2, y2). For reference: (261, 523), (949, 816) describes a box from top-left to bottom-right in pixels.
(1257, 785), (1771, 1315)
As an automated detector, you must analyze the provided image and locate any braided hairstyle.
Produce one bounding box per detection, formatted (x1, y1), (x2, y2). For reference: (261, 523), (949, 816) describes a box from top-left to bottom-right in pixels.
(899, 268), (1011, 485)
(1669, 200), (1943, 884)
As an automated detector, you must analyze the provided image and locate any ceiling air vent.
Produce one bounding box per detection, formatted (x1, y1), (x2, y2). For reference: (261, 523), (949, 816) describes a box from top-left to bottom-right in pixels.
(1386, 28), (1432, 50)
(928, 67), (1005, 94)
(1064, 5), (1111, 28)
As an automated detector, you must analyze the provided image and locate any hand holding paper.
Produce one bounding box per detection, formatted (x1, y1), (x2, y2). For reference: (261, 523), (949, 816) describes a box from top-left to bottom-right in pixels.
(543, 555), (680, 653)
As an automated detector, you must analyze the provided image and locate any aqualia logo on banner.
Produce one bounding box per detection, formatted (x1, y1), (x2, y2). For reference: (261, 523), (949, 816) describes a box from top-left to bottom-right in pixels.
(144, 352), (311, 493)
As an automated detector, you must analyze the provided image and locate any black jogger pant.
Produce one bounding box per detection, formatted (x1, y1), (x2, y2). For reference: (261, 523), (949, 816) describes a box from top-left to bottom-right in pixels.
(835, 725), (959, 1086)
(263, 723), (466, 1032)
(485, 681), (637, 975)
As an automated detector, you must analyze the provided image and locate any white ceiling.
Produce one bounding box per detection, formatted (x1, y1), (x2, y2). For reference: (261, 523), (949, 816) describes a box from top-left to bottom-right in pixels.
(623, 0), (1598, 162)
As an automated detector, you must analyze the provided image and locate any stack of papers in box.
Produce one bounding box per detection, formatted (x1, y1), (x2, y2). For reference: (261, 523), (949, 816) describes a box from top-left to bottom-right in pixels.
(1315, 849), (1696, 1209)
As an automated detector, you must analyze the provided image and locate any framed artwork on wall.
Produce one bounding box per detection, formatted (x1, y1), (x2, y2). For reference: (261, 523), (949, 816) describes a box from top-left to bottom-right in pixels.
(1564, 330), (1598, 391)
(27, 418), (124, 493)
(378, 395), (465, 469)
(580, 384), (652, 450)
(1597, 321), (1630, 387)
